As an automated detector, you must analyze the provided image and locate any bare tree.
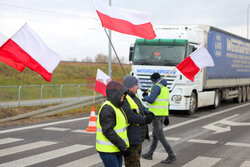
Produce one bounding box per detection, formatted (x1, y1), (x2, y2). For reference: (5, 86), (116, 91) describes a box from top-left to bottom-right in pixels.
(95, 53), (108, 63)
(82, 56), (92, 62)
(112, 55), (127, 64)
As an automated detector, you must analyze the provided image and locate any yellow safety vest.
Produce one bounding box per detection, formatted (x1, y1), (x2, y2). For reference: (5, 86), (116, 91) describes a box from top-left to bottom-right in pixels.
(96, 101), (129, 153)
(148, 83), (169, 116)
(126, 94), (140, 114)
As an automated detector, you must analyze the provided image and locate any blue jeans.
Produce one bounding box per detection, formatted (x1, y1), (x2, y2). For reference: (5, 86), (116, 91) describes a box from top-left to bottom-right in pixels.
(99, 152), (123, 167)
(147, 116), (174, 157)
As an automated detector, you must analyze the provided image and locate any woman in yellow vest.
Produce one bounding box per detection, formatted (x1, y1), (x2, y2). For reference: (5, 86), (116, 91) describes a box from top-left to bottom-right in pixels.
(96, 81), (130, 167)
(141, 73), (176, 164)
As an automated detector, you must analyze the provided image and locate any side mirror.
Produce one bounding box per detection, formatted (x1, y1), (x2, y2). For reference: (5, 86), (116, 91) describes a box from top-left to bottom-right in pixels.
(192, 46), (197, 52)
(129, 45), (134, 61)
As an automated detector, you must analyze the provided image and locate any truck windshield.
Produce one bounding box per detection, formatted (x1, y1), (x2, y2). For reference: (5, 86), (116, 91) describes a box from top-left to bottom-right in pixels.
(133, 45), (186, 66)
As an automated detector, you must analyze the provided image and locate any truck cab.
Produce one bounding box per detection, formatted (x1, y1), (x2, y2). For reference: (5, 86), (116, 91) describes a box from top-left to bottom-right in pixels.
(129, 25), (216, 114)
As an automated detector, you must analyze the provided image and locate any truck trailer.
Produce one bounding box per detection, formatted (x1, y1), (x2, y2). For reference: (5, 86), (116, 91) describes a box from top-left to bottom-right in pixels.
(129, 25), (250, 114)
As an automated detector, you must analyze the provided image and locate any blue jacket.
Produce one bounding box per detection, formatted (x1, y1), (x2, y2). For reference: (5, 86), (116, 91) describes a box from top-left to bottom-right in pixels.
(122, 91), (151, 145)
(144, 78), (168, 104)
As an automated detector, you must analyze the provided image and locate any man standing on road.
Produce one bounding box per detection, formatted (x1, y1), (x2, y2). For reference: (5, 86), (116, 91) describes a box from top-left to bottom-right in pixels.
(96, 81), (130, 167)
(141, 72), (176, 164)
(122, 75), (155, 167)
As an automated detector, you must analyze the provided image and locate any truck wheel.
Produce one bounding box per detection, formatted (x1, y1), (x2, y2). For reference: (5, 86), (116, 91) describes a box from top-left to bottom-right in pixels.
(212, 90), (220, 109)
(246, 86), (250, 101)
(242, 86), (247, 103)
(188, 92), (197, 115)
(234, 87), (242, 103)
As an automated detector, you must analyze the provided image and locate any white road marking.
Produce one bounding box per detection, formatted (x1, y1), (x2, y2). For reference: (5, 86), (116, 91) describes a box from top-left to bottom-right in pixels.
(58, 153), (101, 167)
(140, 152), (167, 167)
(225, 142), (250, 147)
(187, 139), (218, 144)
(240, 161), (250, 167)
(0, 144), (92, 167)
(43, 127), (70, 131)
(0, 138), (23, 145)
(162, 103), (250, 133)
(0, 141), (57, 157)
(1, 102), (250, 135)
(167, 137), (182, 141)
(182, 156), (221, 167)
(71, 129), (96, 134)
(0, 117), (89, 134)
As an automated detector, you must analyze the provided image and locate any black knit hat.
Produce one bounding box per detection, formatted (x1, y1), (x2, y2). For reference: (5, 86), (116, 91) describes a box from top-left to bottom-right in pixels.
(122, 75), (138, 89)
(150, 72), (160, 82)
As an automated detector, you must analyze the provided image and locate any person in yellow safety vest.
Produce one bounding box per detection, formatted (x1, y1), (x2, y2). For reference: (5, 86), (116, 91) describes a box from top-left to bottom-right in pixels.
(121, 75), (155, 167)
(141, 72), (177, 164)
(96, 81), (130, 167)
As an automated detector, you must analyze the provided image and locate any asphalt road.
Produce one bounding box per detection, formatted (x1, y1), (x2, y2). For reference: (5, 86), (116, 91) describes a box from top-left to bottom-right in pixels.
(0, 101), (250, 167)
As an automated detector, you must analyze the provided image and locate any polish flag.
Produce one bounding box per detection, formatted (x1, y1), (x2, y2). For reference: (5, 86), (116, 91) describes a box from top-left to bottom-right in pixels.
(0, 32), (26, 71)
(0, 23), (61, 81)
(95, 69), (112, 97)
(93, 0), (156, 40)
(176, 46), (214, 82)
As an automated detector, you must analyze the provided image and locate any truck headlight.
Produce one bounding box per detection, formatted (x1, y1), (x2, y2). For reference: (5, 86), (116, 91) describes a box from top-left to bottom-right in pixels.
(171, 95), (182, 101)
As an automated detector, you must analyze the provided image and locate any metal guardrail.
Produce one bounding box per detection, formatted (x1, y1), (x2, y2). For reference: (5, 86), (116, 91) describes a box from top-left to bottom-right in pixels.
(0, 95), (105, 123)
(0, 84), (92, 107)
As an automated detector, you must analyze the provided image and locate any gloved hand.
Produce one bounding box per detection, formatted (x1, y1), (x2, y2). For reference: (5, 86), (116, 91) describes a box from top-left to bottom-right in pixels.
(121, 148), (130, 157)
(145, 112), (155, 124)
(142, 91), (148, 97)
(164, 116), (169, 126)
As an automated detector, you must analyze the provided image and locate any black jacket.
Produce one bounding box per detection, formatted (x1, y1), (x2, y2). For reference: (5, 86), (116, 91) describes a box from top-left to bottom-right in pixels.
(122, 91), (151, 145)
(98, 81), (128, 154)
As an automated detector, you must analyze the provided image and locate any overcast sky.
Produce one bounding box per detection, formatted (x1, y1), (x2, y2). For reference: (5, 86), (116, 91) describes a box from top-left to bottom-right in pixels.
(0, 0), (249, 62)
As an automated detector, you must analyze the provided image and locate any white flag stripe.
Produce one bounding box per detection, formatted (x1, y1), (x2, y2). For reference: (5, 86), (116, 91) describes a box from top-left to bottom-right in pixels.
(12, 23), (60, 73)
(240, 161), (250, 167)
(190, 46), (214, 69)
(93, 0), (151, 25)
(0, 138), (24, 145)
(0, 141), (57, 157)
(58, 153), (101, 167)
(0, 144), (92, 167)
(43, 127), (70, 131)
(182, 156), (221, 167)
(96, 69), (111, 85)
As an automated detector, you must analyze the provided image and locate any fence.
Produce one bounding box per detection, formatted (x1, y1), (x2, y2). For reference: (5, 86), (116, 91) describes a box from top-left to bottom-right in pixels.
(0, 84), (95, 107)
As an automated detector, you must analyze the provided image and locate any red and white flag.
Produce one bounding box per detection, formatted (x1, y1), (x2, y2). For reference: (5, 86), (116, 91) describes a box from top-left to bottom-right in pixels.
(95, 69), (112, 97)
(0, 23), (61, 81)
(93, 0), (156, 40)
(176, 45), (214, 82)
(0, 32), (26, 71)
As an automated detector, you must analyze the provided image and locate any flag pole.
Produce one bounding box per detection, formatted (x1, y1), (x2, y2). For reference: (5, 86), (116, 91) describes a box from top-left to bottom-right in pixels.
(93, 90), (96, 105)
(146, 67), (177, 93)
(103, 28), (126, 77)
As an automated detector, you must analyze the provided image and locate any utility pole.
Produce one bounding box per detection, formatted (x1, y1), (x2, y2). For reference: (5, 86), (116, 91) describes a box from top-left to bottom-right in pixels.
(247, 4), (250, 39)
(108, 0), (112, 77)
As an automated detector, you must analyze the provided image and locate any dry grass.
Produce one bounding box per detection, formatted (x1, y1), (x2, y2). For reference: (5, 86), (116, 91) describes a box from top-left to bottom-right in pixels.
(0, 103), (102, 128)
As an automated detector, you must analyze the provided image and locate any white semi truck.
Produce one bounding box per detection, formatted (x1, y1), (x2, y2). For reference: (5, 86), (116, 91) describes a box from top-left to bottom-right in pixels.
(129, 25), (250, 114)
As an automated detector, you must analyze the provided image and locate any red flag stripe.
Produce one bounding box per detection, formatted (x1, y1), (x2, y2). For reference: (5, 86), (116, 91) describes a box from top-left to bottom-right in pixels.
(96, 10), (156, 40)
(176, 56), (200, 82)
(95, 80), (107, 97)
(0, 39), (52, 81)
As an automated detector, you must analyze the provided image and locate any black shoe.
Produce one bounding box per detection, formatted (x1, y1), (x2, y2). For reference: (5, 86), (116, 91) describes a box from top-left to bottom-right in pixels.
(141, 153), (153, 160)
(161, 155), (176, 164)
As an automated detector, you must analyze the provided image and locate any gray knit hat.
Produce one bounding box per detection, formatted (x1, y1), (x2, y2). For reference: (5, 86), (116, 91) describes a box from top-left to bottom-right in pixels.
(122, 75), (138, 89)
